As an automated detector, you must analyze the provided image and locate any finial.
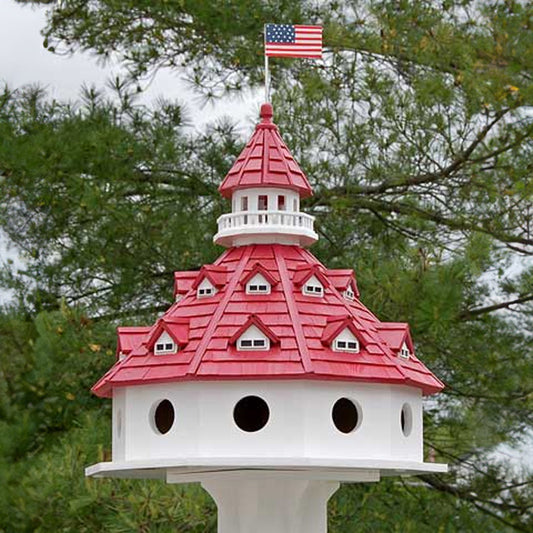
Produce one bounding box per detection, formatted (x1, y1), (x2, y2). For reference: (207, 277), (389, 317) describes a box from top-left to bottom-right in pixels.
(260, 103), (273, 123)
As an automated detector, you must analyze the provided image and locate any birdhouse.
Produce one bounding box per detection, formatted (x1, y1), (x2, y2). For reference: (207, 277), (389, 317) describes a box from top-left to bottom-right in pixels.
(87, 103), (446, 533)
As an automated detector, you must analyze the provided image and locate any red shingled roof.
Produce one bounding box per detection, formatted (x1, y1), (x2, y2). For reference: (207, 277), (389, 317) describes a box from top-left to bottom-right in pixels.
(146, 316), (190, 349)
(218, 103), (313, 198)
(173, 271), (199, 299)
(93, 245), (444, 398)
(191, 265), (228, 289)
(116, 327), (151, 359)
(327, 269), (360, 298)
(229, 314), (280, 346)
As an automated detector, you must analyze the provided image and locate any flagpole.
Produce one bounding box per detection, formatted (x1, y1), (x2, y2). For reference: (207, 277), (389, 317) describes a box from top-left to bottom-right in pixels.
(264, 24), (270, 102)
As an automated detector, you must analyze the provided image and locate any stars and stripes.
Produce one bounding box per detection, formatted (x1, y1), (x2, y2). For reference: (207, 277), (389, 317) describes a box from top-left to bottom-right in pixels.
(265, 24), (323, 59)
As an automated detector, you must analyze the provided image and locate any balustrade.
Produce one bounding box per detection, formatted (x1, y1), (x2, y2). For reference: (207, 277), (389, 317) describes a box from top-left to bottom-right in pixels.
(217, 210), (315, 232)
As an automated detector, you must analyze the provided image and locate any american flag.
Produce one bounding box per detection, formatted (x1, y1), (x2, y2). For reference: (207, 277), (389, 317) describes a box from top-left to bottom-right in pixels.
(265, 24), (323, 59)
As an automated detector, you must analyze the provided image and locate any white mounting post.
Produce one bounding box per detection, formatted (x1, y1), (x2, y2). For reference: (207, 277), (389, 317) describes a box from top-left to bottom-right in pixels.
(202, 475), (340, 533)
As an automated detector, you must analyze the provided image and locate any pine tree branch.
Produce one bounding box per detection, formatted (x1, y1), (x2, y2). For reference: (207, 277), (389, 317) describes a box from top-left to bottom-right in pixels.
(460, 294), (533, 319)
(420, 475), (532, 533)
(308, 109), (509, 201)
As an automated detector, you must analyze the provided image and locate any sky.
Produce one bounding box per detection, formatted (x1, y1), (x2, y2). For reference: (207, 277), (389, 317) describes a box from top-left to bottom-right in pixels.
(0, 2), (258, 122)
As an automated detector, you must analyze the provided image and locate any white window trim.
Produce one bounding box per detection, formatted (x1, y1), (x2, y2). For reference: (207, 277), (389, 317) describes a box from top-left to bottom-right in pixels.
(333, 338), (360, 353)
(343, 286), (355, 301)
(247, 284), (270, 294)
(303, 284), (323, 296)
(237, 337), (270, 351)
(154, 341), (178, 355)
(399, 342), (410, 359)
(302, 275), (324, 297)
(197, 287), (216, 297)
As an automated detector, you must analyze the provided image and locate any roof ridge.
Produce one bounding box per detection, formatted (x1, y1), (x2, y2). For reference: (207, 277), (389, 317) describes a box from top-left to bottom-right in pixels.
(188, 245), (255, 374)
(274, 245), (313, 373)
(270, 128), (294, 180)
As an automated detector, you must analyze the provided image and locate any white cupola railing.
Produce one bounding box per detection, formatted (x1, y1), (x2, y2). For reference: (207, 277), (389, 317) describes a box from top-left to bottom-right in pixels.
(213, 187), (319, 248)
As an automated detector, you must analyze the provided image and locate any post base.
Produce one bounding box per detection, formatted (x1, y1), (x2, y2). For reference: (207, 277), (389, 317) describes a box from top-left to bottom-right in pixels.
(202, 476), (340, 533)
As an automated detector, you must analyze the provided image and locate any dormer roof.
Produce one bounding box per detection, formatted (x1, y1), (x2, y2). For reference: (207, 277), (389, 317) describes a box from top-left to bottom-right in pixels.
(240, 262), (279, 288)
(173, 270), (199, 299)
(116, 326), (151, 359)
(146, 316), (190, 351)
(293, 264), (329, 288)
(321, 315), (361, 346)
(229, 314), (280, 346)
(218, 103), (313, 199)
(327, 269), (360, 298)
(377, 322), (414, 353)
(192, 265), (228, 290)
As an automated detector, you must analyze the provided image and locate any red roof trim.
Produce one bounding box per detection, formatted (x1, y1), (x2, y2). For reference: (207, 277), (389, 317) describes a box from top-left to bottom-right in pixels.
(229, 314), (280, 345)
(188, 246), (254, 374)
(191, 265), (228, 290)
(293, 264), (329, 288)
(275, 246), (313, 373)
(240, 262), (279, 287)
(146, 317), (190, 350)
(321, 316), (362, 345)
(218, 104), (313, 199)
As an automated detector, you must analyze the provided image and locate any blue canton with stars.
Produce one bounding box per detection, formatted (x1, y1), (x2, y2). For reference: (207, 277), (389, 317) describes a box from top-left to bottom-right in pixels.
(266, 24), (296, 43)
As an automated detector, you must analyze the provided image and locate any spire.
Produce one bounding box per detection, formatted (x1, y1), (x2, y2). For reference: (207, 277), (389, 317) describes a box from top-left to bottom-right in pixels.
(218, 104), (313, 199)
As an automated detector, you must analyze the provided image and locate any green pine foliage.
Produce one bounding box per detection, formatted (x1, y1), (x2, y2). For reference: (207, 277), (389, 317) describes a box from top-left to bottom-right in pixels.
(2, 0), (533, 531)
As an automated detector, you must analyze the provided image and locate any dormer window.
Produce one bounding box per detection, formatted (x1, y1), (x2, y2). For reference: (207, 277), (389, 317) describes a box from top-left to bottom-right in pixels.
(236, 324), (270, 351)
(399, 342), (410, 359)
(246, 273), (271, 295)
(332, 328), (360, 353)
(155, 342), (177, 354)
(154, 331), (178, 355)
(303, 275), (324, 297)
(333, 339), (359, 352)
(343, 285), (355, 301)
(197, 278), (216, 298)
(238, 338), (269, 350)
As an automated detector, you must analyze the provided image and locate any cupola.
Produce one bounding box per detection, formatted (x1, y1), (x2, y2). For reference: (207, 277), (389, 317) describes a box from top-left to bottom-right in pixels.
(214, 104), (318, 248)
